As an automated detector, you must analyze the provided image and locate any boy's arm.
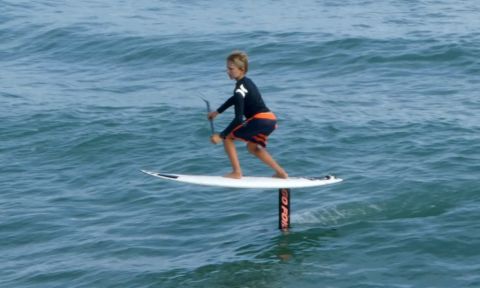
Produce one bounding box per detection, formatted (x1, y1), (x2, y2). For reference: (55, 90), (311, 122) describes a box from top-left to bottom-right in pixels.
(217, 95), (235, 114)
(219, 93), (244, 138)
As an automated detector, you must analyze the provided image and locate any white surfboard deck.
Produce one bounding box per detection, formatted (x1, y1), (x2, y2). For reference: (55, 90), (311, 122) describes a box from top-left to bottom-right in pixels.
(141, 170), (343, 189)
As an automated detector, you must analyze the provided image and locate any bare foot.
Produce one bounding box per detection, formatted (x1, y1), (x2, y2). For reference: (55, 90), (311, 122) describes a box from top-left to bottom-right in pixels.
(224, 171), (242, 179)
(273, 170), (288, 179)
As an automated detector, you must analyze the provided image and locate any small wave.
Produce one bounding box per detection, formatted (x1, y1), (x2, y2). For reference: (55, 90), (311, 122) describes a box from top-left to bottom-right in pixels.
(6, 24), (227, 69)
(249, 34), (479, 78)
(293, 203), (383, 226)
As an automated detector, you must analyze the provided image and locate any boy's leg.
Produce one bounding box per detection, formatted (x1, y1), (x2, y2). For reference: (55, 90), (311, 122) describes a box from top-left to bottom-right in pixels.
(247, 142), (288, 178)
(223, 137), (242, 179)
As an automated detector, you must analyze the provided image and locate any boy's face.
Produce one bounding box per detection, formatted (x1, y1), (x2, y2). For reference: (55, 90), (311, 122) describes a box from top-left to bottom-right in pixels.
(227, 61), (245, 80)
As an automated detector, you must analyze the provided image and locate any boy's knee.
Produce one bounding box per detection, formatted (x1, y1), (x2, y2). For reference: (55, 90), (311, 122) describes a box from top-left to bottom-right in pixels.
(247, 143), (256, 154)
(223, 136), (234, 144)
(247, 143), (262, 154)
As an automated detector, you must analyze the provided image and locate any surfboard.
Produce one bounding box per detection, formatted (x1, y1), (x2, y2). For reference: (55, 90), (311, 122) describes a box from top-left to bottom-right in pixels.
(141, 170), (342, 189)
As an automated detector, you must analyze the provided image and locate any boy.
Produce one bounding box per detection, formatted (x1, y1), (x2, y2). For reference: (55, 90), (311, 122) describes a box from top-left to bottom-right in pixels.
(208, 51), (288, 179)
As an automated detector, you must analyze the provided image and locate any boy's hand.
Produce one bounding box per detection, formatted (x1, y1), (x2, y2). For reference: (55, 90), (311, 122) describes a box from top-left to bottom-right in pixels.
(210, 133), (222, 144)
(208, 111), (219, 120)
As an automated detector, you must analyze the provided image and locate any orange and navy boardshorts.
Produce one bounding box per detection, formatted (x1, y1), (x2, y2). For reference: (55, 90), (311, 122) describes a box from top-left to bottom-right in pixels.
(230, 112), (277, 148)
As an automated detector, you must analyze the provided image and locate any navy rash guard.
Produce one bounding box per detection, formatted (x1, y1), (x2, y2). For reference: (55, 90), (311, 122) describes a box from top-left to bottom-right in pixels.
(216, 77), (270, 138)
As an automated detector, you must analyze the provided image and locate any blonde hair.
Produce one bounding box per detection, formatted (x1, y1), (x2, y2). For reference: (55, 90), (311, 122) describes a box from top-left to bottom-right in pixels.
(227, 51), (249, 73)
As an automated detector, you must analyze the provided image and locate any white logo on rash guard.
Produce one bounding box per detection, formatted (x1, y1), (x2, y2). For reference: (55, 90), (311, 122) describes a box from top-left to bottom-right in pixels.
(235, 84), (248, 98)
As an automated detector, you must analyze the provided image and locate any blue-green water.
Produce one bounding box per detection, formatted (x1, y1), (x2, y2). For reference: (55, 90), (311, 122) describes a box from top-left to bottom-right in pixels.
(2, 0), (480, 287)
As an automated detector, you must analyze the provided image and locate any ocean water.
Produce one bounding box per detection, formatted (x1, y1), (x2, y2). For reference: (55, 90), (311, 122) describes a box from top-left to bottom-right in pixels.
(1, 0), (480, 287)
